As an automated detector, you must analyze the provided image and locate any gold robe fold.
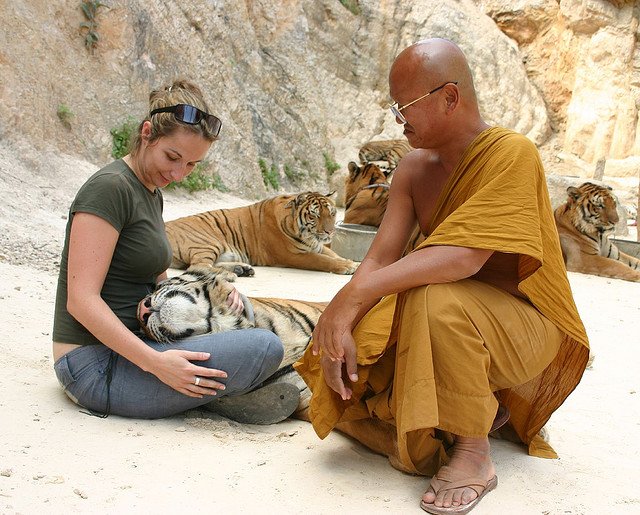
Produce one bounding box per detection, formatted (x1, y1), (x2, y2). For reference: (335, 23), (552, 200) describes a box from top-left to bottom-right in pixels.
(295, 127), (589, 474)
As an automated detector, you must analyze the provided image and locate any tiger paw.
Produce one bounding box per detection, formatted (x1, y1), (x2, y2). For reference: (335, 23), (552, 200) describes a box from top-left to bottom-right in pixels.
(337, 260), (359, 275)
(232, 264), (255, 277)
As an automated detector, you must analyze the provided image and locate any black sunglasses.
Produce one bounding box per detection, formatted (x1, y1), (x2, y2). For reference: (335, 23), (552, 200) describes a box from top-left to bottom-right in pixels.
(150, 104), (222, 137)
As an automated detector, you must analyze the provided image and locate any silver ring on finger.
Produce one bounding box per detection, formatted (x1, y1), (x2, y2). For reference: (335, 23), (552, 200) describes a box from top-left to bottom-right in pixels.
(194, 376), (201, 386)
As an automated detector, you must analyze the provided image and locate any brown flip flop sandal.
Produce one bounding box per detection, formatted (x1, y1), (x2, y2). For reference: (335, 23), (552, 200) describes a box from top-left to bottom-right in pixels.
(490, 404), (510, 433)
(420, 466), (498, 515)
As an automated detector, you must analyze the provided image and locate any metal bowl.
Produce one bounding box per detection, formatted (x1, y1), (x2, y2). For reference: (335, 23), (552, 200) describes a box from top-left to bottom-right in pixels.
(611, 238), (640, 259)
(331, 222), (377, 262)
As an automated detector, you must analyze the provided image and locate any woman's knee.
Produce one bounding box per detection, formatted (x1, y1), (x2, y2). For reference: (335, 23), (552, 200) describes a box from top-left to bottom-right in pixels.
(218, 329), (284, 394)
(249, 329), (284, 369)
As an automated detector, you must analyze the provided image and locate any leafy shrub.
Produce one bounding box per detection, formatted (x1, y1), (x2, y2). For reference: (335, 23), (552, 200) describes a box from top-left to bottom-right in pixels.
(79, 1), (109, 54)
(57, 104), (74, 129)
(338, 0), (361, 15)
(165, 161), (229, 193)
(283, 162), (304, 184)
(110, 117), (137, 159)
(323, 152), (340, 176)
(259, 158), (280, 190)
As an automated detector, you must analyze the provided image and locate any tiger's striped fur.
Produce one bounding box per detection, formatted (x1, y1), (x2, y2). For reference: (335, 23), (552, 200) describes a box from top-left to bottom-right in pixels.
(165, 191), (358, 280)
(554, 182), (640, 282)
(342, 161), (425, 257)
(138, 267), (326, 414)
(344, 161), (390, 227)
(358, 138), (413, 175)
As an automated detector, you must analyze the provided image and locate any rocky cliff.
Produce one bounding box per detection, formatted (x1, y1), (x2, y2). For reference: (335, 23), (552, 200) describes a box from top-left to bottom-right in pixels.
(1, 0), (638, 197)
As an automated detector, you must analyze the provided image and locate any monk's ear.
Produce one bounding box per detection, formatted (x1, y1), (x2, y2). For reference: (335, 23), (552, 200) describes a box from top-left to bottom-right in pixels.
(444, 84), (459, 112)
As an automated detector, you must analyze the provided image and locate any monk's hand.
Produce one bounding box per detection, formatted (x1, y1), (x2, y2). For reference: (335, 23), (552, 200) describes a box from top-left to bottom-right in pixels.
(320, 355), (354, 401)
(312, 286), (361, 362)
(317, 327), (358, 401)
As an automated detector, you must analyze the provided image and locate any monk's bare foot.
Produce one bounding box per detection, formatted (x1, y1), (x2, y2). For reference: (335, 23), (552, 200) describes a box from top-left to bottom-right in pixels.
(422, 435), (496, 509)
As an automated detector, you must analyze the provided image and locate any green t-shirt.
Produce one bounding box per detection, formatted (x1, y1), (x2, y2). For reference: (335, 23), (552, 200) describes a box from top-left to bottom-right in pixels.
(52, 160), (173, 345)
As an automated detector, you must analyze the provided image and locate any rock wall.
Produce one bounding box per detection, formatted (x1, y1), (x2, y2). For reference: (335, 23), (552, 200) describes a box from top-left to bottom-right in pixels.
(479, 0), (640, 179)
(0, 0), (638, 198)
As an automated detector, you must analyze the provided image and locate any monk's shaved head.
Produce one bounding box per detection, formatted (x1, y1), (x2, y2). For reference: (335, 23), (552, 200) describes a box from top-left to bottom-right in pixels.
(389, 38), (478, 104)
(387, 38), (487, 152)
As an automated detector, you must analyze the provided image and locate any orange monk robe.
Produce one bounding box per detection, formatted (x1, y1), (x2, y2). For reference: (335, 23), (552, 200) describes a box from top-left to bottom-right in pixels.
(295, 127), (589, 472)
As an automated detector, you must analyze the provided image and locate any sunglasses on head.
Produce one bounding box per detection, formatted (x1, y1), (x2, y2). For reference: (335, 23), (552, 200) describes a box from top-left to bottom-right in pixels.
(150, 104), (222, 137)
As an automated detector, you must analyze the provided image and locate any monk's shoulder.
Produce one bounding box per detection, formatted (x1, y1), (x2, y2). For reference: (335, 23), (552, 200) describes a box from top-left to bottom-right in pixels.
(396, 148), (440, 177)
(492, 128), (538, 154)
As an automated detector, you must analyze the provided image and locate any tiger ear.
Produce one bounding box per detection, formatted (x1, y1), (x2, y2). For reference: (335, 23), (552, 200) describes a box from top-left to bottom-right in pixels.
(286, 192), (309, 209)
(566, 186), (581, 201)
(348, 161), (360, 177)
(325, 191), (336, 198)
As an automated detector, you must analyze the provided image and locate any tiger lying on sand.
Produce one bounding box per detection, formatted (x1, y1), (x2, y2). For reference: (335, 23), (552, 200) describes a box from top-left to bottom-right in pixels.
(137, 267), (325, 417)
(344, 161), (390, 227)
(554, 182), (640, 282)
(165, 191), (358, 280)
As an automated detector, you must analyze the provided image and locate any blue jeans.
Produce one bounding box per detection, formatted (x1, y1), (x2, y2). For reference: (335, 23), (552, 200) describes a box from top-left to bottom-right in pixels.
(53, 329), (284, 419)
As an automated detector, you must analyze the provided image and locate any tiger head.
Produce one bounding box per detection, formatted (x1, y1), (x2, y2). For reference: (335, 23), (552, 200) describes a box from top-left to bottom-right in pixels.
(285, 191), (337, 248)
(565, 182), (619, 235)
(345, 161), (389, 206)
(137, 268), (251, 343)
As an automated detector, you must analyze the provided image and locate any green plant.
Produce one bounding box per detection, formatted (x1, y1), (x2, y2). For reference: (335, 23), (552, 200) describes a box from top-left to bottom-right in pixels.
(283, 162), (304, 184)
(165, 161), (229, 193)
(259, 158), (280, 190)
(110, 117), (137, 159)
(323, 152), (340, 176)
(57, 104), (74, 129)
(338, 0), (361, 15)
(79, 1), (108, 54)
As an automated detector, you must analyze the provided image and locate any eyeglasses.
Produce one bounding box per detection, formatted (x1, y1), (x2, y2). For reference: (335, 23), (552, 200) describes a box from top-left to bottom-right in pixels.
(388, 82), (458, 123)
(150, 104), (222, 137)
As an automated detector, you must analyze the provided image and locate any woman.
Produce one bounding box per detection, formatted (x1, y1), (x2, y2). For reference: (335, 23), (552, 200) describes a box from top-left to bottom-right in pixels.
(52, 80), (296, 422)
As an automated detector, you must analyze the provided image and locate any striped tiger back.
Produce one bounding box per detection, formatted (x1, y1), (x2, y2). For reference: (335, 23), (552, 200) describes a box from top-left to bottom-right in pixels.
(358, 138), (413, 175)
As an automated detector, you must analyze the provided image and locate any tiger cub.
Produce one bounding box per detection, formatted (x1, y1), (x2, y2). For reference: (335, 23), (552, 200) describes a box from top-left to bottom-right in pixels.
(554, 182), (640, 282)
(137, 267), (326, 415)
(165, 191), (358, 280)
(344, 161), (390, 227)
(358, 138), (413, 175)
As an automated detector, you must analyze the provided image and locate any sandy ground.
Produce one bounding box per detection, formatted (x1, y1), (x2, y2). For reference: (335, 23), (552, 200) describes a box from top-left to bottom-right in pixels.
(1, 143), (639, 514)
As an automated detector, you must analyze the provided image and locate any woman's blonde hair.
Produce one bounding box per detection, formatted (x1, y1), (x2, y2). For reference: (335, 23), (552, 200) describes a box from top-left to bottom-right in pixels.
(130, 79), (218, 156)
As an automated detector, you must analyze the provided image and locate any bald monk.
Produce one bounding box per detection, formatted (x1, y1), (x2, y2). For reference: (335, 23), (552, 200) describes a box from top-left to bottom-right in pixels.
(295, 39), (589, 514)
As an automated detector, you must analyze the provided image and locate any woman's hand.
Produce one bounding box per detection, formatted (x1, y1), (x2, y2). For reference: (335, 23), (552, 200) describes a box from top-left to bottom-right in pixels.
(225, 286), (244, 315)
(150, 349), (229, 398)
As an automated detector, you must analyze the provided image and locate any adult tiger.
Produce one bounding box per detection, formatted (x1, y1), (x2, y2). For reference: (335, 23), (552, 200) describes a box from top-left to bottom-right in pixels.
(165, 191), (358, 279)
(137, 267), (325, 416)
(358, 138), (413, 175)
(554, 182), (640, 282)
(343, 161), (426, 253)
(343, 161), (390, 227)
